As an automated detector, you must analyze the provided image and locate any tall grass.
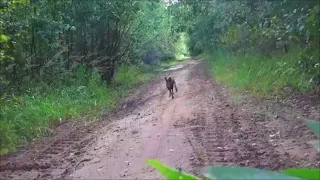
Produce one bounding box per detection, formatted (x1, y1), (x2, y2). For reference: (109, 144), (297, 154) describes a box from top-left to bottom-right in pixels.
(203, 50), (313, 97)
(0, 65), (156, 155)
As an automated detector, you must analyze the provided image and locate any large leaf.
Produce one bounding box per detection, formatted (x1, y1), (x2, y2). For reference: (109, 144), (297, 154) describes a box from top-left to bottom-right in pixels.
(201, 166), (302, 180)
(305, 120), (320, 138)
(147, 159), (200, 180)
(281, 168), (320, 180)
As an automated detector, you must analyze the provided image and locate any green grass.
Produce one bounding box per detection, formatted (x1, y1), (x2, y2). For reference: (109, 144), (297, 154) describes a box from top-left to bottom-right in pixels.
(0, 65), (157, 155)
(160, 58), (188, 69)
(202, 50), (314, 97)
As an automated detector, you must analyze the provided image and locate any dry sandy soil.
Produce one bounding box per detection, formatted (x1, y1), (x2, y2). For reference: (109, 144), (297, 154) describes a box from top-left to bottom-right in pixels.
(0, 60), (319, 179)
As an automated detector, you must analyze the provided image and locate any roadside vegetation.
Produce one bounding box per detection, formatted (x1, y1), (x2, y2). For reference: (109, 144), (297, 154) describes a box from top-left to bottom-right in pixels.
(202, 50), (314, 97)
(147, 0), (320, 179)
(180, 0), (320, 98)
(1, 0), (319, 179)
(0, 0), (188, 155)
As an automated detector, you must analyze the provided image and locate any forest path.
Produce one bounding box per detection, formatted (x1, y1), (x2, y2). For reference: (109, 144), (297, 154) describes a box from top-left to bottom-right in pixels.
(0, 60), (319, 179)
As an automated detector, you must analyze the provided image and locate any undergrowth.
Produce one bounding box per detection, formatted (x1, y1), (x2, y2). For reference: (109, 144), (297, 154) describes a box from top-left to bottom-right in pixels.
(202, 50), (314, 97)
(0, 64), (157, 155)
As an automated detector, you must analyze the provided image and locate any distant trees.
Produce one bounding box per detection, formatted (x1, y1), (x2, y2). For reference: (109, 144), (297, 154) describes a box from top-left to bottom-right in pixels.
(0, 0), (176, 93)
(171, 0), (320, 87)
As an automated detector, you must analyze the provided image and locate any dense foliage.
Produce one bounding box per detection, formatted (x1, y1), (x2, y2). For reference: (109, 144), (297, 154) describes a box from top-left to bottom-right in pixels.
(0, 0), (178, 93)
(171, 0), (320, 93)
(0, 0), (319, 156)
(0, 0), (182, 155)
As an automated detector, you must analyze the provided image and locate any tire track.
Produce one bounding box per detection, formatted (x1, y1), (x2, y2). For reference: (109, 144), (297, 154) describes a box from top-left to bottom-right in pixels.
(179, 61), (319, 177)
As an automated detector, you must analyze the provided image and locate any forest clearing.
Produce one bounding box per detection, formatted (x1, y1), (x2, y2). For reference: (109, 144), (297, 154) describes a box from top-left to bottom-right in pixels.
(0, 0), (319, 179)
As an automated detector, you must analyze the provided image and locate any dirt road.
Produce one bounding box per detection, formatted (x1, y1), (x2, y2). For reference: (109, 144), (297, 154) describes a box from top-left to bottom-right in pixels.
(0, 60), (319, 179)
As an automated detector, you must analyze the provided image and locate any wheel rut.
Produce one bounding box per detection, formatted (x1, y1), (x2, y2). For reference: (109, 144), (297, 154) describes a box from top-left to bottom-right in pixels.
(0, 60), (318, 180)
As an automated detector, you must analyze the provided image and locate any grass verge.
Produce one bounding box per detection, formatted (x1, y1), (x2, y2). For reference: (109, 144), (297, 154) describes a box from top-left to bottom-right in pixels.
(202, 50), (314, 98)
(0, 64), (158, 155)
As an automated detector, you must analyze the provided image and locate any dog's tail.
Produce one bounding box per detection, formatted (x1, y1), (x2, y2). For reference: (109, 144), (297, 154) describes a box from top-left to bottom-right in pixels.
(174, 83), (178, 92)
(164, 77), (168, 82)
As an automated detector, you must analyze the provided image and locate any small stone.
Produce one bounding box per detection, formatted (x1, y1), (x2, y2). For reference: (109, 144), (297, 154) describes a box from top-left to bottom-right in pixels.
(257, 150), (266, 155)
(245, 160), (250, 166)
(92, 157), (100, 163)
(169, 149), (174, 152)
(97, 166), (104, 171)
(269, 131), (280, 138)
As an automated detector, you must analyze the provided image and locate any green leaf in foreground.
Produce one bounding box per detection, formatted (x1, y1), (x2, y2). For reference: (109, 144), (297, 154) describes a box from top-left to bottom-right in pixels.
(147, 159), (200, 180)
(305, 120), (320, 138)
(281, 168), (320, 180)
(201, 166), (303, 180)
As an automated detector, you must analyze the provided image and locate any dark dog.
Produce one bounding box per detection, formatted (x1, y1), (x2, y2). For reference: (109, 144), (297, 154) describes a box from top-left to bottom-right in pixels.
(165, 76), (178, 99)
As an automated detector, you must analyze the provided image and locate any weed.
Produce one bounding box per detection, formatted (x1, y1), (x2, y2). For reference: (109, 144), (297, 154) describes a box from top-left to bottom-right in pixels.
(0, 65), (157, 155)
(202, 50), (314, 98)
